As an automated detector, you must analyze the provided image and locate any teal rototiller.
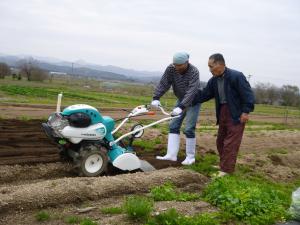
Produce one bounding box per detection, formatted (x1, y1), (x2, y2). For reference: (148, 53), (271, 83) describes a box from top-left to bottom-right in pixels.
(42, 93), (179, 176)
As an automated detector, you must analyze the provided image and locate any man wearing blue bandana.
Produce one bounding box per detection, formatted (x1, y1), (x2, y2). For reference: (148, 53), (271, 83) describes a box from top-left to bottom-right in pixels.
(151, 52), (201, 165)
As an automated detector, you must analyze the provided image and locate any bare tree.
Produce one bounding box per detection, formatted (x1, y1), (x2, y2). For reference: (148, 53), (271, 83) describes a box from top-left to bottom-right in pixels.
(265, 84), (280, 105)
(254, 83), (269, 104)
(18, 58), (34, 81)
(18, 58), (48, 81)
(0, 62), (11, 79)
(280, 85), (300, 107)
(254, 83), (282, 105)
(30, 67), (49, 81)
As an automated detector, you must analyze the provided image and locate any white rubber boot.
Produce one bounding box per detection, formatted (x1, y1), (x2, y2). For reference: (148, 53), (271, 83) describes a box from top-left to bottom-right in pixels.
(156, 133), (180, 161)
(181, 138), (196, 165)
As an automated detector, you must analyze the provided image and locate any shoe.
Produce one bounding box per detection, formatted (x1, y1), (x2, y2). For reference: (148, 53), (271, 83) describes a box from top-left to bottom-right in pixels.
(181, 138), (196, 165)
(181, 157), (195, 165)
(156, 133), (180, 161)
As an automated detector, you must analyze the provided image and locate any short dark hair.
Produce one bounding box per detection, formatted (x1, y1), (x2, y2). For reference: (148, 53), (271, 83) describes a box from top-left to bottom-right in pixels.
(209, 53), (225, 64)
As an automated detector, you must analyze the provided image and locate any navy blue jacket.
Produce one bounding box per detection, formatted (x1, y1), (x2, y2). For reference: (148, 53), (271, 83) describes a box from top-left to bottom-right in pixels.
(194, 67), (255, 124)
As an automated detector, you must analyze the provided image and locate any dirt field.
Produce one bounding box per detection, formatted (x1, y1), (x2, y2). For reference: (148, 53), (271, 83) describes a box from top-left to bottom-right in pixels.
(1, 104), (300, 224)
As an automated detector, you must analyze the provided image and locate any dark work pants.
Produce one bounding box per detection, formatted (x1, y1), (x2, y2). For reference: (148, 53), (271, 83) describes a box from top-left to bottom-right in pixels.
(217, 104), (245, 173)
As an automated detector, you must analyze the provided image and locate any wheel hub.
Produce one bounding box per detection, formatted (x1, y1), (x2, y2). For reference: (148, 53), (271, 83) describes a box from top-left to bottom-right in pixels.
(85, 153), (103, 173)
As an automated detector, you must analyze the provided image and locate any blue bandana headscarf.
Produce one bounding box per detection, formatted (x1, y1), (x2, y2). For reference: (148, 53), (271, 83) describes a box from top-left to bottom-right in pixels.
(173, 52), (189, 65)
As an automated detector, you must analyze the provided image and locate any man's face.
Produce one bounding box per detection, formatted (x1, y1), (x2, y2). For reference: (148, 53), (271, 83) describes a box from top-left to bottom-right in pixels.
(173, 62), (188, 74)
(208, 59), (225, 77)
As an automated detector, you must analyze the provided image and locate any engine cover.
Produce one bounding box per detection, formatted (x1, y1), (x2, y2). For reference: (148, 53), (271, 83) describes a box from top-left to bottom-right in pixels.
(62, 104), (103, 125)
(68, 112), (91, 128)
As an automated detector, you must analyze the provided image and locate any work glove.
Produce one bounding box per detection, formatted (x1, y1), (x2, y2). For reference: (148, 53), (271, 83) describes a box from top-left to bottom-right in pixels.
(151, 100), (161, 108)
(171, 107), (182, 116)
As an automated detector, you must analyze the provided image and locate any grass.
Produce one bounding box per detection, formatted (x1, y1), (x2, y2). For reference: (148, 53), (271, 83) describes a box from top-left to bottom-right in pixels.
(133, 137), (162, 152)
(0, 84), (151, 106)
(100, 206), (123, 214)
(267, 147), (289, 155)
(146, 208), (221, 225)
(123, 196), (153, 221)
(197, 121), (300, 132)
(1, 76), (300, 119)
(186, 154), (219, 176)
(150, 182), (201, 201)
(254, 104), (300, 116)
(80, 218), (98, 225)
(64, 215), (81, 224)
(0, 77), (176, 107)
(246, 120), (300, 131)
(35, 210), (50, 221)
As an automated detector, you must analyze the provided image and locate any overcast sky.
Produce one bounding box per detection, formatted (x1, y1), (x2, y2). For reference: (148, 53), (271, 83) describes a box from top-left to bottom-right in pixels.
(0, 0), (299, 87)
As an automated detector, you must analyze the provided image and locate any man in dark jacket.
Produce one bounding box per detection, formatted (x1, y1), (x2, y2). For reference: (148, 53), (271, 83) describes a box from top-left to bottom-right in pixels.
(193, 53), (254, 176)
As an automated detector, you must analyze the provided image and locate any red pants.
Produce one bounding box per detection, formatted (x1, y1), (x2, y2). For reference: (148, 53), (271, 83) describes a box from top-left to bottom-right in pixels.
(217, 104), (245, 173)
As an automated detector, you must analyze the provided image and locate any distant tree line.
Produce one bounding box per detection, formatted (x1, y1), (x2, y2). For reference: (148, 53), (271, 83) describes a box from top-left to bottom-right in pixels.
(0, 62), (11, 78)
(253, 82), (300, 107)
(0, 59), (48, 81)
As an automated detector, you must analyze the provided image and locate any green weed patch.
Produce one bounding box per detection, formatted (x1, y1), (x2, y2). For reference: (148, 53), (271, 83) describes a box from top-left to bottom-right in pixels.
(150, 182), (201, 201)
(101, 206), (123, 214)
(35, 210), (50, 221)
(123, 196), (153, 220)
(202, 175), (292, 225)
(147, 208), (221, 225)
(187, 154), (219, 176)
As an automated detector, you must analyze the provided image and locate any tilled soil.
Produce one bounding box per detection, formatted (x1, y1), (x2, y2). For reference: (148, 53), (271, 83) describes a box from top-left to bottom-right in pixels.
(0, 119), (59, 165)
(0, 168), (208, 213)
(1, 113), (300, 224)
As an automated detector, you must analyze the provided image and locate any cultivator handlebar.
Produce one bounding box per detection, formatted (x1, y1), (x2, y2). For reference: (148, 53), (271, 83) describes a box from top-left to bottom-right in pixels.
(110, 104), (180, 146)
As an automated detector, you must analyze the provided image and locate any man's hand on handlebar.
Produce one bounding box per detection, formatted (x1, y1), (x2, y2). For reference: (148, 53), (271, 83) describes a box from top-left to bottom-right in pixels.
(171, 107), (182, 116)
(151, 100), (161, 108)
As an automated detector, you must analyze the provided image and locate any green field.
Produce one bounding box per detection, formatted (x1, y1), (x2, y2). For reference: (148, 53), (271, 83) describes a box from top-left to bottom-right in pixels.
(1, 75), (300, 117)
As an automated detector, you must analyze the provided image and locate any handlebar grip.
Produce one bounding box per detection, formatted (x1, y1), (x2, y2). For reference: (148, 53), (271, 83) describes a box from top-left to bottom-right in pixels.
(147, 111), (156, 115)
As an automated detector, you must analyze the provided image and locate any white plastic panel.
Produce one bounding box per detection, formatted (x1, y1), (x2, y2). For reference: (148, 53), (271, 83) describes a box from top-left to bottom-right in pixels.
(60, 123), (106, 143)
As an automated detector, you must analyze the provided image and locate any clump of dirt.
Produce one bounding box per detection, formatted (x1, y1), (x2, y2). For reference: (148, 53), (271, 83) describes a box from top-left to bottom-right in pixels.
(238, 153), (300, 182)
(269, 152), (300, 168)
(0, 162), (75, 185)
(269, 154), (285, 166)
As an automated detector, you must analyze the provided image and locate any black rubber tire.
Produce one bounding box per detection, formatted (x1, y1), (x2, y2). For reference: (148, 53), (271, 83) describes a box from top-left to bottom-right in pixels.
(58, 147), (73, 162)
(77, 146), (108, 177)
